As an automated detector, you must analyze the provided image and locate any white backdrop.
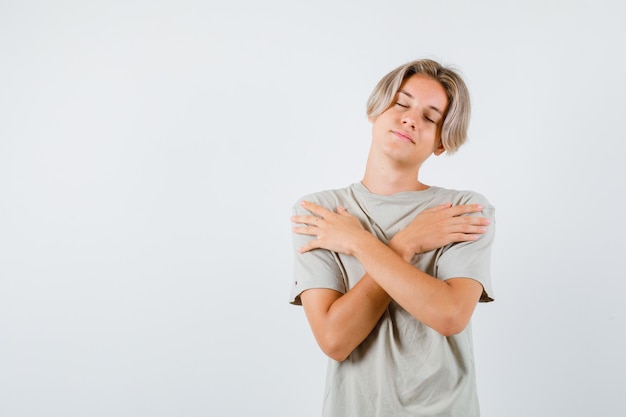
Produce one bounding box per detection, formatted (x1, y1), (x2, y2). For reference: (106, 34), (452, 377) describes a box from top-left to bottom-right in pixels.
(1, 1), (625, 416)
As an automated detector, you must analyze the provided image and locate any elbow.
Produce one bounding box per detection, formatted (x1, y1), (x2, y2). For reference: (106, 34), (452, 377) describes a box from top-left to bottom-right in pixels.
(437, 322), (466, 337)
(317, 335), (353, 362)
(324, 349), (350, 362)
(432, 311), (471, 337)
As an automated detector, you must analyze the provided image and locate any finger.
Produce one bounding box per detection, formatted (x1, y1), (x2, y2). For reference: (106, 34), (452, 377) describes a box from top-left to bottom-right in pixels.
(447, 217), (490, 229)
(465, 225), (489, 234)
(447, 204), (484, 217)
(292, 225), (320, 237)
(298, 243), (314, 253)
(460, 216), (491, 226)
(291, 214), (321, 225)
(450, 223), (489, 234)
(300, 200), (333, 217)
(450, 232), (481, 242)
(298, 239), (322, 253)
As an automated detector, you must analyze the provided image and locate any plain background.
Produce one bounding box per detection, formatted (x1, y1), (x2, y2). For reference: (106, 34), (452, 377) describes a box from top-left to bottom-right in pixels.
(1, 1), (625, 416)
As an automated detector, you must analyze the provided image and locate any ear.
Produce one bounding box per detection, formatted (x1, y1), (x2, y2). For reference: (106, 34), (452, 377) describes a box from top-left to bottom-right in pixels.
(433, 142), (446, 156)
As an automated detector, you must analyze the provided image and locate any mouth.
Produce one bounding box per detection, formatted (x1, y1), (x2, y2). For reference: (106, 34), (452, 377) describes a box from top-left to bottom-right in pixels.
(392, 130), (415, 144)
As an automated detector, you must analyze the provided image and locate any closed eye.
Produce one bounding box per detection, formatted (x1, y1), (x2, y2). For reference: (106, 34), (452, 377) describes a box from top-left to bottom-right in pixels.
(395, 102), (409, 108)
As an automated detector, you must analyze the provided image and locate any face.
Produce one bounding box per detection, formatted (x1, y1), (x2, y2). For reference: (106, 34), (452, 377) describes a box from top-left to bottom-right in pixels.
(370, 74), (449, 169)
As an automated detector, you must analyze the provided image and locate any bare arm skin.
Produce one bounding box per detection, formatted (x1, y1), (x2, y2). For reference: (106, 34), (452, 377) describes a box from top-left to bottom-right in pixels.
(293, 202), (490, 361)
(300, 274), (390, 362)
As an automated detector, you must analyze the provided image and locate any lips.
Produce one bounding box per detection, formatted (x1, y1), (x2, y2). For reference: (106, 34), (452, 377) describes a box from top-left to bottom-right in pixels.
(392, 130), (415, 144)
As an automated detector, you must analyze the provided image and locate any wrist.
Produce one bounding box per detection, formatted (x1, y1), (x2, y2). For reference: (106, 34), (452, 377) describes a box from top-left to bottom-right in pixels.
(352, 231), (382, 258)
(388, 233), (415, 262)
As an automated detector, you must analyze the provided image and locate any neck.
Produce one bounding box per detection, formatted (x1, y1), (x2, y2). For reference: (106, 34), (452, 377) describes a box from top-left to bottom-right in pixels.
(361, 154), (427, 196)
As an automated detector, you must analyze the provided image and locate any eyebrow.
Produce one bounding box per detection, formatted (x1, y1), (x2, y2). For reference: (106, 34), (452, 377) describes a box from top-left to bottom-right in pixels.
(398, 90), (444, 116)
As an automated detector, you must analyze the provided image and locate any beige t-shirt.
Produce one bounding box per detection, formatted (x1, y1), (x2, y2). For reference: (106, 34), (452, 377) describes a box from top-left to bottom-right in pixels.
(290, 182), (495, 417)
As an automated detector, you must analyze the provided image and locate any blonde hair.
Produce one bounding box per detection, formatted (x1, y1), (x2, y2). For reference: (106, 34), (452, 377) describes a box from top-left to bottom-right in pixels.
(366, 59), (471, 154)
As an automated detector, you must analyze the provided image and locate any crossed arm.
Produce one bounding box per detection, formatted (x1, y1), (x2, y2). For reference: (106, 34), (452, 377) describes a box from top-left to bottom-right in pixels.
(291, 201), (491, 361)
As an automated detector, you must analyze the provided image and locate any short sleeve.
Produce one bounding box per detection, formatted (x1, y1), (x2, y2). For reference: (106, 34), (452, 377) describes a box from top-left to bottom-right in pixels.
(436, 202), (496, 303)
(289, 198), (347, 305)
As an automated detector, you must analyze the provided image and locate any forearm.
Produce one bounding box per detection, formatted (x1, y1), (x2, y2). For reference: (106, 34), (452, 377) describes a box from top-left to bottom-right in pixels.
(351, 232), (478, 336)
(302, 232), (419, 361)
(293, 199), (486, 339)
(305, 274), (391, 361)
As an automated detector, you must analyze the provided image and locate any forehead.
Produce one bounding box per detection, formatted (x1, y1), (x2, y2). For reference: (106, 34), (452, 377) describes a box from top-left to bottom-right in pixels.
(399, 74), (449, 112)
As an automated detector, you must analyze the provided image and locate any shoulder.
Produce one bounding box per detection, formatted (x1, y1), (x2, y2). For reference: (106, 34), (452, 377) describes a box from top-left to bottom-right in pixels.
(292, 184), (357, 209)
(430, 186), (494, 211)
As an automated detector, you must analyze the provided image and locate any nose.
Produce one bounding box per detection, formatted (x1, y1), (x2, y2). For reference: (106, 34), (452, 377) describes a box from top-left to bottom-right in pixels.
(401, 115), (417, 130)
